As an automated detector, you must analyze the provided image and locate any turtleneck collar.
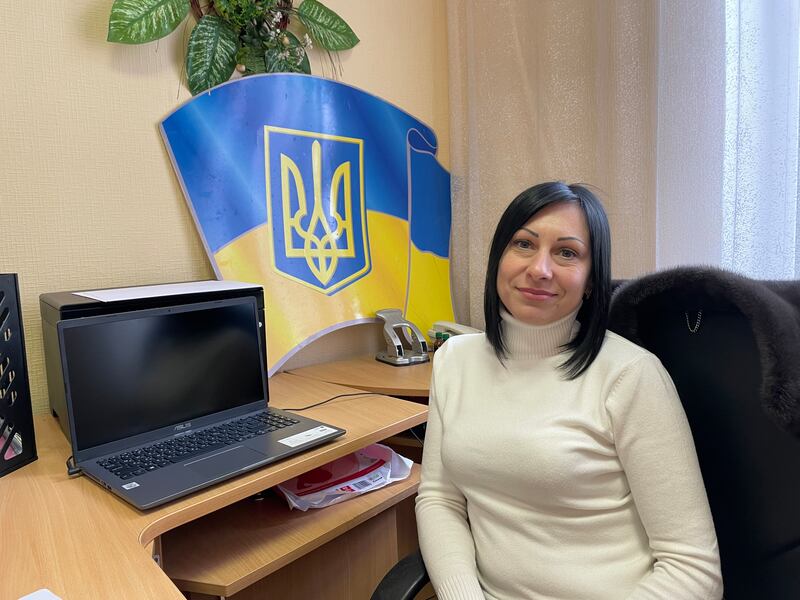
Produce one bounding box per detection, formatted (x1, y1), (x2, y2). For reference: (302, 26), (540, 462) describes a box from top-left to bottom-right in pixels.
(500, 307), (581, 360)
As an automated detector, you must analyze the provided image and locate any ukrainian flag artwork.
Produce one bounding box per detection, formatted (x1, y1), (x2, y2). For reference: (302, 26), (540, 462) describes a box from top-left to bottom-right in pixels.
(161, 74), (454, 375)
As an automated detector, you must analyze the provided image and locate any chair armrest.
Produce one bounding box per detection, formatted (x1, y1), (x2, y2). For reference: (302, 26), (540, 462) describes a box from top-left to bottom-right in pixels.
(371, 549), (430, 600)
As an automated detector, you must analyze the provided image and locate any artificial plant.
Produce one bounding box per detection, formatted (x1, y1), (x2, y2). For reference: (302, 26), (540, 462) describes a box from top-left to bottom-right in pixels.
(107, 0), (359, 95)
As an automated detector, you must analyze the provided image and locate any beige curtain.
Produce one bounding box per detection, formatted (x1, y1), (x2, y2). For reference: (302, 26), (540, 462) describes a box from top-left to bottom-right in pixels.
(447, 0), (658, 327)
(657, 1), (800, 279)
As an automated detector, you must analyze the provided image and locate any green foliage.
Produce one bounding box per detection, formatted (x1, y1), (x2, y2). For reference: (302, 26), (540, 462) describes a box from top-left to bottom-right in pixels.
(266, 31), (311, 74)
(186, 16), (239, 95)
(107, 0), (189, 44)
(214, 0), (263, 28)
(107, 0), (358, 95)
(240, 23), (310, 75)
(236, 45), (267, 75)
(296, 0), (359, 51)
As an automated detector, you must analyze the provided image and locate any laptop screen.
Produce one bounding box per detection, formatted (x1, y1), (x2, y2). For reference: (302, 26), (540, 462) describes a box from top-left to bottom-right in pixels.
(58, 297), (267, 452)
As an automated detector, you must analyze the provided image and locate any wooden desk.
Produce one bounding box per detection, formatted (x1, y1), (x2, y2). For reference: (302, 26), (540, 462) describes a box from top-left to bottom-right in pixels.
(288, 355), (432, 399)
(1, 373), (427, 600)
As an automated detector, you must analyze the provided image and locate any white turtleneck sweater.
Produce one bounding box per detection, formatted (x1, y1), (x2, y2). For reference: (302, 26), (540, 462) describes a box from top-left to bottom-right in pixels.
(415, 310), (722, 600)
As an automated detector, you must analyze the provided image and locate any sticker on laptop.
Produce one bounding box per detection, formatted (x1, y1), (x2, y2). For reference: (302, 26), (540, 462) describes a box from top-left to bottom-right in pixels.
(122, 482), (140, 490)
(278, 426), (339, 448)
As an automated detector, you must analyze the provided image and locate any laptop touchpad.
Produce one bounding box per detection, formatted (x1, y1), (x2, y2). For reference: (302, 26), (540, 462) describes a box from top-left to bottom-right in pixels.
(186, 446), (266, 478)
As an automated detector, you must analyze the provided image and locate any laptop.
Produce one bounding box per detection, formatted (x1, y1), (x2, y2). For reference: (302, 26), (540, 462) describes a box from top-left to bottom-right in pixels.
(57, 295), (345, 510)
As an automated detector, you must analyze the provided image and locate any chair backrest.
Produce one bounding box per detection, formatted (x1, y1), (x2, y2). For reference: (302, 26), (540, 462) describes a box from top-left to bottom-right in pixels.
(609, 269), (800, 599)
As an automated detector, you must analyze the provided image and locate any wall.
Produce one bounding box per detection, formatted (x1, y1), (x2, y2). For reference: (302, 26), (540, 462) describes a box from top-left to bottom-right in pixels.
(0, 1), (450, 414)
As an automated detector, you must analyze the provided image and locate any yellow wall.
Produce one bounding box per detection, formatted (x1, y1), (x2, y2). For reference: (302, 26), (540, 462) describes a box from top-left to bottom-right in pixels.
(0, 1), (450, 414)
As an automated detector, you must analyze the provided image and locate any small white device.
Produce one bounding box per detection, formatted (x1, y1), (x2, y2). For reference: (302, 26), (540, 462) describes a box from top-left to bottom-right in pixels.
(429, 320), (483, 339)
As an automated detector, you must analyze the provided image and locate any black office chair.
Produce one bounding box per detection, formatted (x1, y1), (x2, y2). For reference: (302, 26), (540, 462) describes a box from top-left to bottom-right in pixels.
(371, 267), (800, 599)
(371, 549), (429, 600)
(608, 266), (800, 598)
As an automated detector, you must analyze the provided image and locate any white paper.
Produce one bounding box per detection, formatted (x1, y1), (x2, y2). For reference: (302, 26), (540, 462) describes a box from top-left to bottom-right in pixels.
(277, 444), (413, 511)
(74, 280), (258, 302)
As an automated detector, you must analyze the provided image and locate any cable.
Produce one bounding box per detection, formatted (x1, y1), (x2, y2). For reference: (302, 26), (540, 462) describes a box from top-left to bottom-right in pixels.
(409, 424), (425, 446)
(66, 455), (82, 477)
(281, 391), (377, 412)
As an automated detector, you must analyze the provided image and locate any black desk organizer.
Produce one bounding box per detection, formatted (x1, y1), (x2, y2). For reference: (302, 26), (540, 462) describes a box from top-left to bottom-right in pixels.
(0, 274), (37, 477)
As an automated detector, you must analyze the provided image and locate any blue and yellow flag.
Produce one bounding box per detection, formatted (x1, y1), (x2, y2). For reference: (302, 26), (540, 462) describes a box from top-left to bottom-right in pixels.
(161, 74), (454, 374)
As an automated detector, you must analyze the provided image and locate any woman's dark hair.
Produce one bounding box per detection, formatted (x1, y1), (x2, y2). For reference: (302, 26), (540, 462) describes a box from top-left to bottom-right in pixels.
(483, 181), (611, 378)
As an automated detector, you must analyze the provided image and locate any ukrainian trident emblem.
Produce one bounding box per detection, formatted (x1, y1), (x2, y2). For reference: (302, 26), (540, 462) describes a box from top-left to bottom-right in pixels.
(265, 126), (370, 294)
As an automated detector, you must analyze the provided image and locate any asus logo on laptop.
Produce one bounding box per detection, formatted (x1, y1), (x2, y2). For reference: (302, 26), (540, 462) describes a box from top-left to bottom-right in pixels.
(174, 422), (192, 432)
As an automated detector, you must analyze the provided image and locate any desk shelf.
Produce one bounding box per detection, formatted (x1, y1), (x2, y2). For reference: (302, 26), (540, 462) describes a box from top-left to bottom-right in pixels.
(162, 464), (421, 597)
(2, 376), (427, 600)
(287, 355), (432, 399)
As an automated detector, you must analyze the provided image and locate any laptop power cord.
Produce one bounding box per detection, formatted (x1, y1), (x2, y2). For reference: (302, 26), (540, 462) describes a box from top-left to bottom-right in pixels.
(281, 391), (377, 412)
(66, 455), (82, 477)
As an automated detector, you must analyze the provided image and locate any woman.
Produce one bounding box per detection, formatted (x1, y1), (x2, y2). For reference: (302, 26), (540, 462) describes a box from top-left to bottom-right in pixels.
(415, 182), (722, 599)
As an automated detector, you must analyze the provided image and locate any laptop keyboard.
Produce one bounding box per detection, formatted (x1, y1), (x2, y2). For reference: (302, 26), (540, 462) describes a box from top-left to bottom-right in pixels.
(97, 409), (299, 480)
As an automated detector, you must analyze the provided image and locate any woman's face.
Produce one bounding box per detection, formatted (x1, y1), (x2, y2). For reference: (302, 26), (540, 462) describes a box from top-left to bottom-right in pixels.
(496, 202), (592, 326)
